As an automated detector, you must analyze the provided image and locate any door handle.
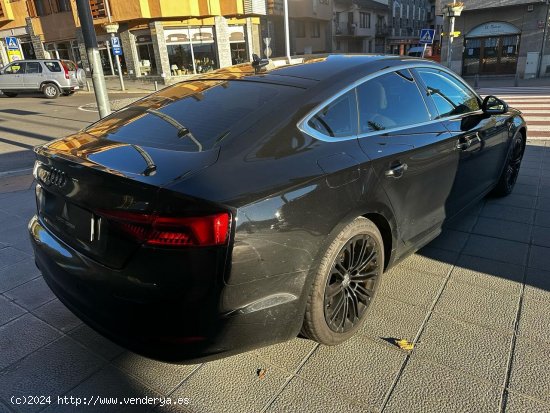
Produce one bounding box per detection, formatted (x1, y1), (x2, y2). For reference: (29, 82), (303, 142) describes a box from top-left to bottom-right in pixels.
(456, 132), (480, 151)
(385, 163), (408, 178)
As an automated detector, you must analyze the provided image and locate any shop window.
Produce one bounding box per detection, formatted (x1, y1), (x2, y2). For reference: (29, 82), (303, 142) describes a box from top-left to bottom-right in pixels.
(165, 27), (217, 75)
(228, 26), (248, 65)
(137, 44), (157, 75)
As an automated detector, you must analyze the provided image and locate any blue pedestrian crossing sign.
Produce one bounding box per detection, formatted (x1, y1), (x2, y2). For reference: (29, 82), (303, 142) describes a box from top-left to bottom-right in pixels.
(419, 29), (435, 44)
(5, 36), (19, 50)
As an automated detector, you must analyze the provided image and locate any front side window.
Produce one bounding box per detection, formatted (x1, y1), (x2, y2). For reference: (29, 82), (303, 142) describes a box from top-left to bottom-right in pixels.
(356, 70), (430, 133)
(4, 63), (26, 74)
(307, 90), (358, 138)
(415, 68), (480, 118)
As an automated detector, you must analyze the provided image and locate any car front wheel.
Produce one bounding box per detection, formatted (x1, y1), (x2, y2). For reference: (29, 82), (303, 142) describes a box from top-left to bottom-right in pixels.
(302, 217), (383, 345)
(491, 132), (525, 197)
(42, 84), (60, 99)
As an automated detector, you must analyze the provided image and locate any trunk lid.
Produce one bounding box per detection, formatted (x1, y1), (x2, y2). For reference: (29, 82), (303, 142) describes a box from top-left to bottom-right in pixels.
(34, 131), (220, 269)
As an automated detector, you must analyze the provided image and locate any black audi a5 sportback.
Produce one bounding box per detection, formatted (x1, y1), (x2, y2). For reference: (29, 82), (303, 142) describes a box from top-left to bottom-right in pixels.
(29, 55), (526, 362)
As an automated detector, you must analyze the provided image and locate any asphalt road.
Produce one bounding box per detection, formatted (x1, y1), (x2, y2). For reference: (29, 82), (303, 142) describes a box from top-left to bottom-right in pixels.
(0, 92), (145, 173)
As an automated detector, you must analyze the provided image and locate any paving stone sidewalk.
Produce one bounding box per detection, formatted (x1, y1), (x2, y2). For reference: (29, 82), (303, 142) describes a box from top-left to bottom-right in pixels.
(0, 141), (549, 413)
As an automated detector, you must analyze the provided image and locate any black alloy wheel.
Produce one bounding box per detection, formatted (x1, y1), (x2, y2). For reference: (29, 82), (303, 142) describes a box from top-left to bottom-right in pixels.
(324, 234), (379, 333)
(302, 217), (383, 345)
(492, 133), (525, 197)
(504, 135), (525, 192)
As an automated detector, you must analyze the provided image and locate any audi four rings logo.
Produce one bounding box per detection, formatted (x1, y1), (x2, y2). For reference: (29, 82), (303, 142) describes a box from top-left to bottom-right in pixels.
(39, 168), (67, 188)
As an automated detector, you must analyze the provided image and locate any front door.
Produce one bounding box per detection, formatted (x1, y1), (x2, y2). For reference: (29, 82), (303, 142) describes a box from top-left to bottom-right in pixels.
(413, 67), (509, 216)
(0, 62), (26, 89)
(356, 69), (459, 246)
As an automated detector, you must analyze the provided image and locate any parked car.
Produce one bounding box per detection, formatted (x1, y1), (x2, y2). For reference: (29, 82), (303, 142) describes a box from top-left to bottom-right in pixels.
(0, 59), (85, 99)
(29, 55), (526, 363)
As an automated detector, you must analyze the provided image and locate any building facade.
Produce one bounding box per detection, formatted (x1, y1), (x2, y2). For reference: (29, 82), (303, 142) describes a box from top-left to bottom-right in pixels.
(333, 0), (389, 54)
(0, 0), (265, 81)
(444, 0), (550, 78)
(263, 0), (332, 57)
(387, 0), (431, 54)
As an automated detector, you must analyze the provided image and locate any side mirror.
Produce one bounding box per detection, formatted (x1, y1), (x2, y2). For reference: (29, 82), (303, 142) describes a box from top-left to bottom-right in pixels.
(482, 95), (508, 115)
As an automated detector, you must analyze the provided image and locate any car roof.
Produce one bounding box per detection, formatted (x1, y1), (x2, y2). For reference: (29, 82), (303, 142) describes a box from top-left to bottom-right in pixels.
(193, 54), (441, 88)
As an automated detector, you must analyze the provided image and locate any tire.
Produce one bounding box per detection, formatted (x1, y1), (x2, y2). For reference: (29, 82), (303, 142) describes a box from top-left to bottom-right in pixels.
(42, 83), (60, 99)
(302, 217), (384, 345)
(491, 132), (525, 197)
(76, 68), (86, 87)
(2, 91), (18, 97)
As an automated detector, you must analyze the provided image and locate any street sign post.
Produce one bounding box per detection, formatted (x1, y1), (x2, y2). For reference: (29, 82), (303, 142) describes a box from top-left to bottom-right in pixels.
(111, 36), (122, 56)
(5, 36), (18, 50)
(419, 29), (435, 58)
(5, 37), (22, 62)
(111, 36), (123, 56)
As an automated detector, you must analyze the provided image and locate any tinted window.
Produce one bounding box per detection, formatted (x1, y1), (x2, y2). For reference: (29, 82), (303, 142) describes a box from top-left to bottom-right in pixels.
(44, 61), (62, 72)
(416, 68), (480, 118)
(357, 70), (430, 133)
(307, 90), (357, 137)
(85, 80), (301, 151)
(26, 62), (42, 74)
(4, 62), (26, 74)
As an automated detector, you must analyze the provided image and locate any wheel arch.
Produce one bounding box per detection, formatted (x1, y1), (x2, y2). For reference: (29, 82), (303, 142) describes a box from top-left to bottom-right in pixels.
(362, 212), (393, 270)
(40, 80), (61, 90)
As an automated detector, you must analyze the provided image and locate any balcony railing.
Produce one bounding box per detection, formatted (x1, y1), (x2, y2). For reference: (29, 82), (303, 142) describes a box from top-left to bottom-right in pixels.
(335, 23), (356, 36)
(375, 24), (389, 36)
(90, 0), (106, 19)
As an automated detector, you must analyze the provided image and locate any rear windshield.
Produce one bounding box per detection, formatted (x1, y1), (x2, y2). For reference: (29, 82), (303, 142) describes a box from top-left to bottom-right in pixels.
(44, 61), (62, 72)
(85, 80), (301, 151)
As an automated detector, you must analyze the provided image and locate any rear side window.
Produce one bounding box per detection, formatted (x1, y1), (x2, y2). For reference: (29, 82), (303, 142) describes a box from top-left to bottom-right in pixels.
(415, 68), (480, 118)
(356, 70), (430, 133)
(26, 62), (42, 74)
(85, 80), (301, 151)
(44, 61), (62, 72)
(307, 90), (358, 138)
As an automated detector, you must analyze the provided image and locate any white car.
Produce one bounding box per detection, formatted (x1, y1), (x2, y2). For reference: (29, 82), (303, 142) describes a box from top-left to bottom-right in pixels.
(0, 59), (85, 99)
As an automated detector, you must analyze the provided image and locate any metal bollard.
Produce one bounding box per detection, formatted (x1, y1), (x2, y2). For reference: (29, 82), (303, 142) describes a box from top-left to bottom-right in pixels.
(474, 74), (479, 89)
(514, 73), (519, 87)
(154, 81), (159, 91)
(86, 80), (91, 91)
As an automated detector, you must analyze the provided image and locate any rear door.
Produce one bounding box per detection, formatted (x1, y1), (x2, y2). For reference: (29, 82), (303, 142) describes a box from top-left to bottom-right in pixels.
(24, 61), (43, 90)
(412, 67), (508, 216)
(356, 69), (459, 248)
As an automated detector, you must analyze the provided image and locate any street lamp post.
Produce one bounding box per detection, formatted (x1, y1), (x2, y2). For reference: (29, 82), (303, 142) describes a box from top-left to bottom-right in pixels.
(103, 22), (125, 91)
(443, 2), (464, 70)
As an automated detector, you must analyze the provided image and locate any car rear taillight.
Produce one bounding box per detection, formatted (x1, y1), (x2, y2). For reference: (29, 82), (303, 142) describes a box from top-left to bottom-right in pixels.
(97, 210), (230, 247)
(61, 61), (70, 79)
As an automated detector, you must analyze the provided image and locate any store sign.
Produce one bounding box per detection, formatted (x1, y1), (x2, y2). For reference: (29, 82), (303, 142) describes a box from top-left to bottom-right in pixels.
(165, 27), (214, 44)
(7, 49), (22, 62)
(466, 22), (520, 38)
(228, 26), (245, 43)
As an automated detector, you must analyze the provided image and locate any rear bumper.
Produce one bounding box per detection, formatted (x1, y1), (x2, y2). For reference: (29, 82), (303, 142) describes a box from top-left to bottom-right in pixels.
(29, 215), (304, 363)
